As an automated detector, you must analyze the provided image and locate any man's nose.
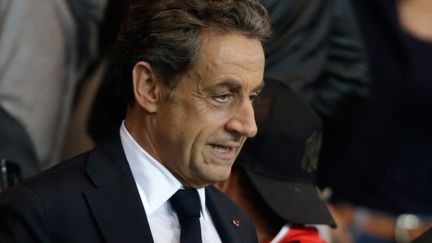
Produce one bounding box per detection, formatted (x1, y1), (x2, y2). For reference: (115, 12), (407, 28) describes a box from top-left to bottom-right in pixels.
(226, 100), (258, 138)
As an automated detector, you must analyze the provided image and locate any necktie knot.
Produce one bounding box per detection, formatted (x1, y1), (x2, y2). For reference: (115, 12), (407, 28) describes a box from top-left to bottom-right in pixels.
(170, 189), (201, 220)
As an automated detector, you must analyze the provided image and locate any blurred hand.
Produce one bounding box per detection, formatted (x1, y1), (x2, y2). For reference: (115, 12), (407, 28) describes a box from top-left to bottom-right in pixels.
(327, 203), (355, 243)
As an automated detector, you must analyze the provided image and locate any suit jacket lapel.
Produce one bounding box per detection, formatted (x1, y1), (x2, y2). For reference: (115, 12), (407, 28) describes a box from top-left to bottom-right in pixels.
(83, 136), (154, 243)
(206, 187), (242, 243)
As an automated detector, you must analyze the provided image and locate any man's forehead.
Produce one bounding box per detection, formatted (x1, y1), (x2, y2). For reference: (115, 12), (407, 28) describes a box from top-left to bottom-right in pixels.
(193, 34), (264, 75)
(181, 30), (265, 92)
(201, 30), (264, 60)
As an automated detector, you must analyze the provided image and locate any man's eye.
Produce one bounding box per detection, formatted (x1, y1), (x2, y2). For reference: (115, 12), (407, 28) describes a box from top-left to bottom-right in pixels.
(213, 94), (232, 103)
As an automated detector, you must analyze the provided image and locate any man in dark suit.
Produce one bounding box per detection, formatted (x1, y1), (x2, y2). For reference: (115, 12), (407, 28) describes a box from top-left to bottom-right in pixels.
(0, 0), (271, 242)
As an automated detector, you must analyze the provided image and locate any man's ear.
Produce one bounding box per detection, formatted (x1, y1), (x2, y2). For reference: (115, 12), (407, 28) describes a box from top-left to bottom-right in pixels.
(132, 61), (160, 113)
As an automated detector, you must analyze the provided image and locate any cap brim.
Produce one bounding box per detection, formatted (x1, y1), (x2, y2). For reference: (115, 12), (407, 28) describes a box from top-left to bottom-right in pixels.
(245, 170), (336, 227)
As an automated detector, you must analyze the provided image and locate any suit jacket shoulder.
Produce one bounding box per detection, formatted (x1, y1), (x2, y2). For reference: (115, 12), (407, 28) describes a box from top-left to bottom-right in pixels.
(0, 151), (103, 243)
(0, 137), (152, 243)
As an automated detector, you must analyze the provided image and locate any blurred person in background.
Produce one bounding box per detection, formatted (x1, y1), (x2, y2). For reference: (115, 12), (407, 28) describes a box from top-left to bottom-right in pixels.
(215, 80), (336, 243)
(318, 0), (432, 242)
(0, 0), (109, 178)
(256, 1), (370, 241)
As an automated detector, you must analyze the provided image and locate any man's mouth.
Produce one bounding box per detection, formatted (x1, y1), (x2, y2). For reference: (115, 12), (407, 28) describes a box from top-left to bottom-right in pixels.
(211, 144), (231, 153)
(208, 144), (238, 160)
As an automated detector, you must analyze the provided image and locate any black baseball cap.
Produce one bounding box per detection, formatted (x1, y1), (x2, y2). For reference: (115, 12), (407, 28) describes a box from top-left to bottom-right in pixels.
(236, 80), (336, 227)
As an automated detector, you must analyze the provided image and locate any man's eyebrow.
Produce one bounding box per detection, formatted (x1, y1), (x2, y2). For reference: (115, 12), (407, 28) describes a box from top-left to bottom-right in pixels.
(212, 80), (265, 91)
(213, 80), (242, 90)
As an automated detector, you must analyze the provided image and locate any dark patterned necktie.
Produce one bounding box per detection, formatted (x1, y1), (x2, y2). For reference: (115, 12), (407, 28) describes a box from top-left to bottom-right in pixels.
(170, 189), (202, 243)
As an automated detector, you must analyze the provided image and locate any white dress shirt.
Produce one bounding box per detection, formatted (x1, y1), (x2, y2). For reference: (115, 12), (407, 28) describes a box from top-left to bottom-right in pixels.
(120, 122), (222, 243)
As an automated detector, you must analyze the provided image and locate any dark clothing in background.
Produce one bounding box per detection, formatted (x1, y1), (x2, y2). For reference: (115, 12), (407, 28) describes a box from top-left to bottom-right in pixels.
(260, 0), (369, 118)
(258, 0), (370, 213)
(87, 63), (127, 143)
(87, 1), (131, 143)
(320, 0), (432, 215)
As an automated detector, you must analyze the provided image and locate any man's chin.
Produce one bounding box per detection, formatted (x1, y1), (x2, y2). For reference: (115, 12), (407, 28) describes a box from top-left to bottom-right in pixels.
(209, 166), (234, 183)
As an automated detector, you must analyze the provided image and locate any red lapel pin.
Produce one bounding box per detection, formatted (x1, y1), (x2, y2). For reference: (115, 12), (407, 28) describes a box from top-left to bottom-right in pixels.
(232, 219), (240, 227)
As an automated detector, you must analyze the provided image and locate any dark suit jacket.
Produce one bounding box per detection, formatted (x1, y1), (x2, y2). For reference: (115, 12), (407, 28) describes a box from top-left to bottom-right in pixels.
(0, 136), (257, 243)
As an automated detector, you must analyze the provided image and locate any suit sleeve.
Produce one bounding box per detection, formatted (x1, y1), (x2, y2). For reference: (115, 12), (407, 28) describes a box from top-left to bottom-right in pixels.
(0, 185), (50, 243)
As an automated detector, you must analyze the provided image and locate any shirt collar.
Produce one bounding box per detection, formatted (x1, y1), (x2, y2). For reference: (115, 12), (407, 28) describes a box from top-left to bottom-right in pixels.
(119, 122), (206, 215)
